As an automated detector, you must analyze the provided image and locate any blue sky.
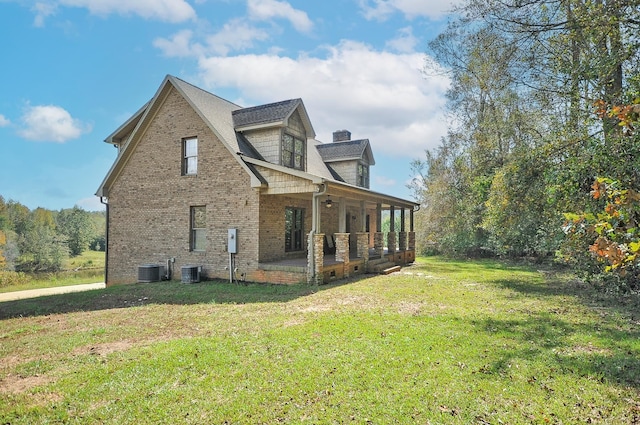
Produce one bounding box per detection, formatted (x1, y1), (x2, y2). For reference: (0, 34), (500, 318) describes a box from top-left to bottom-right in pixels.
(0, 0), (455, 211)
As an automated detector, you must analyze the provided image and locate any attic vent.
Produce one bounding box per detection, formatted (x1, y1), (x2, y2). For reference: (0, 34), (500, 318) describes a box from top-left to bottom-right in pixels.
(138, 264), (160, 283)
(181, 265), (202, 283)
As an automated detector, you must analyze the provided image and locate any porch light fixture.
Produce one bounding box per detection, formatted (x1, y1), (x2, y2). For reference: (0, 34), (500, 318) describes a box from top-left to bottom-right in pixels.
(325, 197), (333, 208)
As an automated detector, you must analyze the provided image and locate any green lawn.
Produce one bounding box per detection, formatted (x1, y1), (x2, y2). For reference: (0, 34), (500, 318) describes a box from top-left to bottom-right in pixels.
(0, 250), (104, 293)
(1, 257), (639, 424)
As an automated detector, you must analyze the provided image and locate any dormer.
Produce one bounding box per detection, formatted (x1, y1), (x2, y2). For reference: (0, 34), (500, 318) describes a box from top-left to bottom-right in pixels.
(316, 130), (375, 189)
(232, 99), (315, 171)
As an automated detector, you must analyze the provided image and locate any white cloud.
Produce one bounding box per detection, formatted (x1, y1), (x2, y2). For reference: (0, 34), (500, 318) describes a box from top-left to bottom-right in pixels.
(359, 0), (460, 21)
(155, 0), (312, 58)
(19, 105), (91, 143)
(156, 20), (271, 58)
(76, 196), (106, 211)
(386, 26), (418, 53)
(32, 2), (58, 27)
(197, 40), (450, 158)
(154, 29), (201, 58)
(0, 114), (10, 127)
(35, 0), (196, 24)
(205, 19), (271, 56)
(248, 0), (313, 32)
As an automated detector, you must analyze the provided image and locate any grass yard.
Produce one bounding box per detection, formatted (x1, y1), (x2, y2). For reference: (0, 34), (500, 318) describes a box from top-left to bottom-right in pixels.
(0, 250), (105, 294)
(1, 257), (639, 424)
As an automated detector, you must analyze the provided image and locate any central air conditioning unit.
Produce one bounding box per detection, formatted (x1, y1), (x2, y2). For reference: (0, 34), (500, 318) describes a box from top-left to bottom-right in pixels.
(181, 265), (201, 283)
(138, 264), (161, 283)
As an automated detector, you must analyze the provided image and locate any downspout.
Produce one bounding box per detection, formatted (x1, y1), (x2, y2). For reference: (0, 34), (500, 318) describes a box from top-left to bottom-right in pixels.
(100, 196), (109, 286)
(310, 183), (327, 281)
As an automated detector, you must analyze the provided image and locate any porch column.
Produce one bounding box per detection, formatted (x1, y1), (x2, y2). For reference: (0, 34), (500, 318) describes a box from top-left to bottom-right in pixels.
(387, 206), (397, 253)
(408, 231), (416, 251)
(338, 198), (347, 233)
(399, 208), (407, 251)
(308, 233), (324, 285)
(374, 232), (384, 257)
(410, 208), (415, 232)
(335, 233), (350, 277)
(374, 202), (384, 257)
(387, 231), (397, 253)
(356, 232), (369, 265)
(409, 208), (416, 251)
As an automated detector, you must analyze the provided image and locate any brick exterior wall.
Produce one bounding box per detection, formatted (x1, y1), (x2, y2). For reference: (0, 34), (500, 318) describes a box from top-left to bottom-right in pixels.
(258, 194), (312, 263)
(106, 86), (260, 285)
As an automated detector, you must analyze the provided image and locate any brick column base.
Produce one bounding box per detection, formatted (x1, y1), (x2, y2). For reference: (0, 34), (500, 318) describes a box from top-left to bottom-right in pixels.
(408, 232), (416, 251)
(374, 232), (384, 257)
(387, 231), (397, 253)
(399, 232), (407, 251)
(334, 233), (350, 263)
(356, 232), (369, 265)
(308, 233), (324, 285)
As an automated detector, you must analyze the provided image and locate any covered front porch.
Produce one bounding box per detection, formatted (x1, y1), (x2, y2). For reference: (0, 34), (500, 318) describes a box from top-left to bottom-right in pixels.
(258, 246), (416, 284)
(255, 180), (418, 284)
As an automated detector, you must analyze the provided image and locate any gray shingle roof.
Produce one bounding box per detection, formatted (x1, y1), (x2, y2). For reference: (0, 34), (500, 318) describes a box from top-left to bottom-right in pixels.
(232, 99), (302, 128)
(316, 139), (373, 163)
(236, 132), (265, 160)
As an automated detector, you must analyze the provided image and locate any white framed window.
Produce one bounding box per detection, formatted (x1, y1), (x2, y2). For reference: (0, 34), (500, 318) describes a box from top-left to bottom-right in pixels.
(190, 206), (206, 251)
(183, 137), (198, 175)
(282, 133), (305, 171)
(358, 163), (369, 188)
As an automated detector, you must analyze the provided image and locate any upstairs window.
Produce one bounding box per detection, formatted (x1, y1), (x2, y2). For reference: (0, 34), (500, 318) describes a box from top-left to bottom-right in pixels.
(282, 134), (305, 171)
(190, 206), (206, 251)
(183, 137), (198, 175)
(358, 163), (369, 188)
(285, 207), (305, 252)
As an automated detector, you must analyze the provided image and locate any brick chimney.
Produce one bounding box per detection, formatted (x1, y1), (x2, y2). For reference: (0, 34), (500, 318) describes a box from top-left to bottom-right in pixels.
(333, 129), (351, 142)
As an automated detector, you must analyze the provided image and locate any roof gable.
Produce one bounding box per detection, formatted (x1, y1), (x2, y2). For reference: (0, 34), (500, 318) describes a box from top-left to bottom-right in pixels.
(97, 75), (265, 197)
(316, 139), (375, 165)
(233, 98), (316, 138)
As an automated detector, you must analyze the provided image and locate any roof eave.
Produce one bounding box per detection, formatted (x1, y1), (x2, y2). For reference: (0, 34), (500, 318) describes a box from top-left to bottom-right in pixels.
(240, 155), (325, 184)
(104, 101), (151, 145)
(235, 121), (284, 132)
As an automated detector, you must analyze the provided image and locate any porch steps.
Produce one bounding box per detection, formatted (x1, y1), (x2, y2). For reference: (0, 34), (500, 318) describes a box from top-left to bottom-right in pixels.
(368, 257), (401, 274)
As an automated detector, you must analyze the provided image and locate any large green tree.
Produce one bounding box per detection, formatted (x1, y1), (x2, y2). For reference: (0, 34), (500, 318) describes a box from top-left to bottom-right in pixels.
(57, 206), (94, 256)
(415, 0), (640, 267)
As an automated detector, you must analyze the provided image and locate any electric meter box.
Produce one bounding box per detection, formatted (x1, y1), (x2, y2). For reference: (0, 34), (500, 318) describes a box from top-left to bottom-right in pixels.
(228, 228), (238, 253)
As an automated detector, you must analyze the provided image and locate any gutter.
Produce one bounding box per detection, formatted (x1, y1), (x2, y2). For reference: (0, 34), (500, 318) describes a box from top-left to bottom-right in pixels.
(309, 182), (327, 282)
(100, 196), (109, 286)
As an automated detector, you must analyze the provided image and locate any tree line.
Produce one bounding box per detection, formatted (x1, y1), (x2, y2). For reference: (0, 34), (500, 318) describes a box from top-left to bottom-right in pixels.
(411, 0), (640, 291)
(0, 196), (105, 272)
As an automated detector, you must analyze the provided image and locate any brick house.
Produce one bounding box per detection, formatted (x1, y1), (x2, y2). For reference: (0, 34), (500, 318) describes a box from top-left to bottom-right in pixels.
(96, 75), (418, 285)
